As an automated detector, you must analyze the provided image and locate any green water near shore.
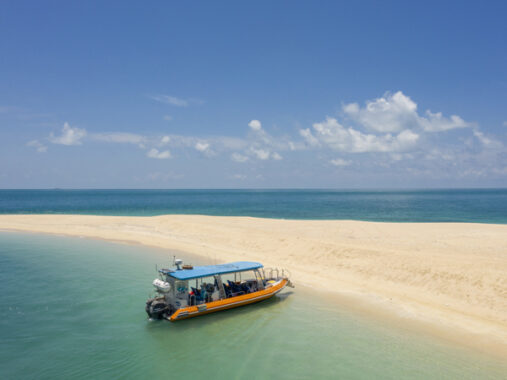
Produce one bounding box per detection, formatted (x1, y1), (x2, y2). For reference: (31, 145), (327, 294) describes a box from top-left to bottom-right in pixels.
(0, 232), (505, 379)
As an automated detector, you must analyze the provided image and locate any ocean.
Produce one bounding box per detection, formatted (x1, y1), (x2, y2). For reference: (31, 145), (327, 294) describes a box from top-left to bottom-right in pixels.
(1, 232), (505, 379)
(1, 189), (507, 223)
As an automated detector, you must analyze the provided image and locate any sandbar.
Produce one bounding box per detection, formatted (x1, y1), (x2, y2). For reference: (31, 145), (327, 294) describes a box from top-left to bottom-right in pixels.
(1, 214), (506, 357)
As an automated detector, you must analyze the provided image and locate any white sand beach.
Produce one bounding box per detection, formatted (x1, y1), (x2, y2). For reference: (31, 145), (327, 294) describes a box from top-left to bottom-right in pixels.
(1, 214), (506, 356)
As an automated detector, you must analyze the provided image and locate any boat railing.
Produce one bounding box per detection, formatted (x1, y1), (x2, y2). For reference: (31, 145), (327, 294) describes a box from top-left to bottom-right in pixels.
(262, 267), (291, 280)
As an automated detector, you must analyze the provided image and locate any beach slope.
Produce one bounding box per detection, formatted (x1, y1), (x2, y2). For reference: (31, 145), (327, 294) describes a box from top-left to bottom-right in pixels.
(1, 214), (506, 355)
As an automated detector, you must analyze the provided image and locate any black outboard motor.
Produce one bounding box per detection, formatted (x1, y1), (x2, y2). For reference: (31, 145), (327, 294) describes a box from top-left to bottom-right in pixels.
(146, 298), (169, 319)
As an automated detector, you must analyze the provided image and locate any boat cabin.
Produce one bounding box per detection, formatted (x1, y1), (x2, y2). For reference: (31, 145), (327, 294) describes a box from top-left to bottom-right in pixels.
(156, 261), (266, 309)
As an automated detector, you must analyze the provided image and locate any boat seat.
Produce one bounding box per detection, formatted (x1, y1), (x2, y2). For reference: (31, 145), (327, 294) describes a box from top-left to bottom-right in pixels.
(192, 287), (204, 302)
(223, 283), (231, 297)
(227, 280), (242, 293)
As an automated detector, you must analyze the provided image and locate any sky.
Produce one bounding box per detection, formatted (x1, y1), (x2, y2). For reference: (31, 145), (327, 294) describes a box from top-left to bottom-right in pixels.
(1, 1), (506, 189)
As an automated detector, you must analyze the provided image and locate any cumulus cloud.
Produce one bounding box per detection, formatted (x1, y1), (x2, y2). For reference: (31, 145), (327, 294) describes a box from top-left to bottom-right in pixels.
(299, 128), (320, 147)
(343, 91), (417, 132)
(343, 91), (470, 133)
(26, 140), (47, 153)
(231, 119), (296, 160)
(419, 111), (469, 132)
(330, 158), (351, 166)
(147, 148), (171, 159)
(27, 90), (500, 181)
(306, 117), (419, 153)
(250, 147), (270, 160)
(231, 152), (249, 163)
(49, 122), (86, 145)
(248, 119), (262, 131)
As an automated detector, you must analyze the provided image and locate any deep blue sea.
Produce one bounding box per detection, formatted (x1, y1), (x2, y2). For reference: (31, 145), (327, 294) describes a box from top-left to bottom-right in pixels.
(0, 189), (506, 223)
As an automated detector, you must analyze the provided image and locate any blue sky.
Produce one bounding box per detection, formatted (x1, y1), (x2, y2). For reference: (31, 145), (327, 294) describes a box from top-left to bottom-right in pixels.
(1, 1), (506, 188)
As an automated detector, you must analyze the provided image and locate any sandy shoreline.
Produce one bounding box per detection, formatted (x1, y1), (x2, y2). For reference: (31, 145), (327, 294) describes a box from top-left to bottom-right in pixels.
(1, 214), (506, 357)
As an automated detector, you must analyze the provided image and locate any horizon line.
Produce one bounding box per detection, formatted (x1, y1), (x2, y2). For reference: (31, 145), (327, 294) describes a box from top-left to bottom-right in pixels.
(1, 187), (506, 191)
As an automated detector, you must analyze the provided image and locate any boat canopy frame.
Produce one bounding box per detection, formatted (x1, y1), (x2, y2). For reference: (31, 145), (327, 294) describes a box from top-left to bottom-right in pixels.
(159, 261), (263, 280)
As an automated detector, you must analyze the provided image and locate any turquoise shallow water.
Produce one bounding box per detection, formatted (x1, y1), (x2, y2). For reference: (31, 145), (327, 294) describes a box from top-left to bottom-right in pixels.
(0, 232), (506, 379)
(1, 189), (507, 223)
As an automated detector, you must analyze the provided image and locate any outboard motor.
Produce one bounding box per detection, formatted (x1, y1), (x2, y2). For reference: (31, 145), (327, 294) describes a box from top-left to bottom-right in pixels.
(146, 298), (170, 319)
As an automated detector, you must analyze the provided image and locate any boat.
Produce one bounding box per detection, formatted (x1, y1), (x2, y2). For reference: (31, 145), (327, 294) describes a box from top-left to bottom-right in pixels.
(145, 259), (293, 321)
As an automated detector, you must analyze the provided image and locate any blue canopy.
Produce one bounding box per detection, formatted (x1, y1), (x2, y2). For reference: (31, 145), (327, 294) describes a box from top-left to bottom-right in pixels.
(163, 261), (263, 280)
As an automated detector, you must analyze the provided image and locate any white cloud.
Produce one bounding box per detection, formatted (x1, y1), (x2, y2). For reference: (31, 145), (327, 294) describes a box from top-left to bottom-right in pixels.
(309, 117), (419, 153)
(248, 119), (262, 131)
(343, 91), (470, 133)
(149, 94), (189, 107)
(232, 174), (247, 180)
(26, 140), (47, 153)
(330, 158), (351, 166)
(154, 135), (240, 154)
(250, 148), (270, 160)
(195, 141), (214, 156)
(503, 121), (507, 127)
(25, 90), (502, 182)
(195, 141), (210, 152)
(473, 129), (503, 148)
(231, 152), (249, 163)
(343, 91), (417, 132)
(49, 122), (86, 145)
(163, 115), (173, 121)
(300, 128), (320, 147)
(147, 148), (171, 159)
(342, 102), (359, 114)
(419, 111), (469, 132)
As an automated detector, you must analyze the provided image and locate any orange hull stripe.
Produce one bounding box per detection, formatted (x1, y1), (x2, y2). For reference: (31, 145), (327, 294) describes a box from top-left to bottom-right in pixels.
(170, 279), (288, 321)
